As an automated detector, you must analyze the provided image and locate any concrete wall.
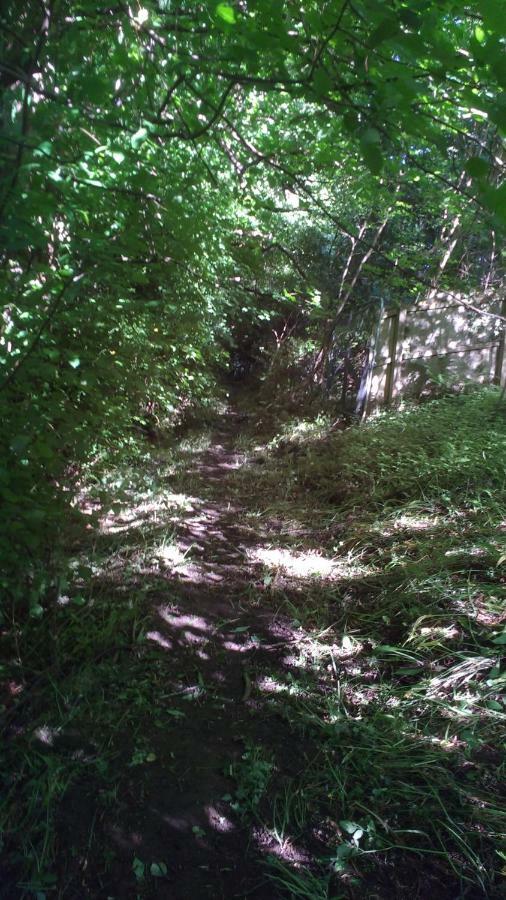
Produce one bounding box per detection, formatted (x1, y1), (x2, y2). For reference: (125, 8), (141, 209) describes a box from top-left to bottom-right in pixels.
(363, 292), (506, 414)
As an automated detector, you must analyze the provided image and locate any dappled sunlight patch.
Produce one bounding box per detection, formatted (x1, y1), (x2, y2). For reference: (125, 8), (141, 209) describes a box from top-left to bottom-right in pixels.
(281, 652), (308, 669)
(154, 552), (224, 584)
(407, 620), (461, 645)
(391, 513), (440, 532)
(181, 630), (209, 646)
(451, 590), (505, 626)
(146, 630), (173, 650)
(158, 608), (210, 632)
(248, 543), (374, 584)
(205, 805), (235, 833)
(153, 542), (190, 568)
(176, 564), (226, 584)
(253, 825), (311, 865)
(256, 675), (288, 694)
(34, 724), (60, 746)
(408, 731), (465, 753)
(222, 638), (256, 653)
(98, 490), (200, 535)
(444, 545), (490, 559)
(267, 415), (332, 451)
(425, 656), (496, 697)
(177, 432), (214, 455)
(250, 546), (336, 578)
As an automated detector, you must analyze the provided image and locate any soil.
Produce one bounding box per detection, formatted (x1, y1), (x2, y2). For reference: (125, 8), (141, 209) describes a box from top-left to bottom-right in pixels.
(55, 396), (324, 899)
(3, 390), (500, 899)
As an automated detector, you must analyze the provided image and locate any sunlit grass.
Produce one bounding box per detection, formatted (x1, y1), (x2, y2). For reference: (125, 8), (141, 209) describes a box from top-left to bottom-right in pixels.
(2, 388), (505, 897)
(227, 389), (506, 897)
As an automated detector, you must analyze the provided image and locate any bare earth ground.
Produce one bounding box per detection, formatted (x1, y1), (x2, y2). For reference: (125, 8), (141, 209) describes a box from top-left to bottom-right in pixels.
(5, 389), (503, 899)
(56, 398), (334, 899)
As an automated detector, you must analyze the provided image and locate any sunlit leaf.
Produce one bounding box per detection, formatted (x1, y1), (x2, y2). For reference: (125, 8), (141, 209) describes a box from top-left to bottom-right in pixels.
(131, 127), (148, 149)
(216, 3), (236, 24)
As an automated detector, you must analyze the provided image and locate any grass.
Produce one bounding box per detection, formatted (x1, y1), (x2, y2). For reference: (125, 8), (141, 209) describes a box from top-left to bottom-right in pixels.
(226, 388), (506, 897)
(1, 386), (505, 897)
(0, 436), (194, 896)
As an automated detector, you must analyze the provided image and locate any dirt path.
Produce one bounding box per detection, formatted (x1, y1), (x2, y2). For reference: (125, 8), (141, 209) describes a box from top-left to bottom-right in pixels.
(8, 392), (501, 899)
(80, 402), (319, 898)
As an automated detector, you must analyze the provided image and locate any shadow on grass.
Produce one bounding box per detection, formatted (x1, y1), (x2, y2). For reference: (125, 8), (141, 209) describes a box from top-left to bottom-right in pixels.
(1, 394), (505, 899)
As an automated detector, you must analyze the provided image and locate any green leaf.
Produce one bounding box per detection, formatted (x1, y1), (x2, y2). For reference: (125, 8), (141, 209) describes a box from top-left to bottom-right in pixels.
(339, 820), (362, 834)
(486, 699), (502, 710)
(30, 604), (44, 618)
(80, 74), (109, 103)
(132, 857), (145, 880)
(360, 141), (383, 175)
(479, 0), (504, 31)
(474, 25), (486, 43)
(399, 9), (420, 30)
(69, 357), (81, 369)
(361, 127), (381, 145)
(368, 18), (400, 48)
(150, 862), (168, 877)
(313, 68), (333, 96)
(34, 141), (52, 157)
(464, 156), (489, 178)
(491, 631), (506, 644)
(484, 181), (506, 224)
(10, 435), (31, 454)
(216, 3), (236, 24)
(489, 101), (506, 131)
(333, 842), (356, 870)
(131, 127), (148, 149)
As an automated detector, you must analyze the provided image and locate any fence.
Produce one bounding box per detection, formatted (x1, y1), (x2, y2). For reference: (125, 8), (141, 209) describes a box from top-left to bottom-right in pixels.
(359, 292), (506, 415)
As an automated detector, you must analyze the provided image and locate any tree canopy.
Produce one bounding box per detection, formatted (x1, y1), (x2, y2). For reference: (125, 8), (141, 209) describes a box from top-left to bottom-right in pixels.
(1, 0), (504, 598)
(1, 4), (506, 896)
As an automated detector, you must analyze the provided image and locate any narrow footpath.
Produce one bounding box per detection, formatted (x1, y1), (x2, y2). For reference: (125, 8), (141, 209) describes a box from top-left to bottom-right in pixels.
(65, 399), (328, 899)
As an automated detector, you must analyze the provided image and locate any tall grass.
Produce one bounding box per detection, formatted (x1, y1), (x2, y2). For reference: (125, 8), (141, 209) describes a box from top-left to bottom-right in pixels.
(240, 389), (506, 898)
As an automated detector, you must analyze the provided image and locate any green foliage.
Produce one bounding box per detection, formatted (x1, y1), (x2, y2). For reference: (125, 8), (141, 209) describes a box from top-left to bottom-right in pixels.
(232, 743), (274, 812)
(1, 0), (504, 615)
(0, 8), (504, 891)
(1, 383), (505, 895)
(234, 387), (506, 895)
(336, 389), (506, 506)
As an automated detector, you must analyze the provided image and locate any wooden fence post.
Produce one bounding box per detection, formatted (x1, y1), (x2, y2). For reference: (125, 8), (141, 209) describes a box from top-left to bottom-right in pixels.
(384, 309), (400, 406)
(494, 298), (506, 387)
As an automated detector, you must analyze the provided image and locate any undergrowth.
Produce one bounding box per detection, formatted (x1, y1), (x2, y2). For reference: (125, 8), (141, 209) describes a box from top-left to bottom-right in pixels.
(1, 388), (505, 898)
(231, 388), (506, 898)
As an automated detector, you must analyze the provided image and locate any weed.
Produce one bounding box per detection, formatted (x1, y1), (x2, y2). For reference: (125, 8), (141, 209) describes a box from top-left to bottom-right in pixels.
(233, 389), (506, 897)
(231, 743), (275, 813)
